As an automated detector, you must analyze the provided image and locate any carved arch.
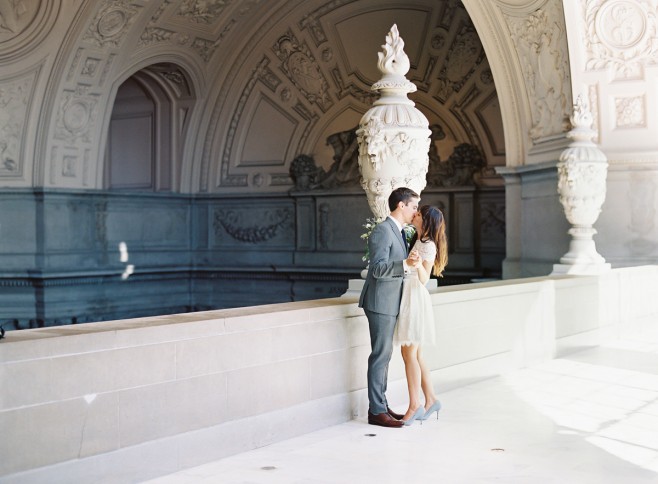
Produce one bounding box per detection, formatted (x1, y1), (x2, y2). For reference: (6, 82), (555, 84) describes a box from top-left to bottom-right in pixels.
(462, 0), (573, 166)
(102, 61), (198, 191)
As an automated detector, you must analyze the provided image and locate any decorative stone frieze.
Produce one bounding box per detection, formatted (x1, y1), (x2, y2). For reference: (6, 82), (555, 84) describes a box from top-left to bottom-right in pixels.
(505, 1), (571, 141)
(54, 87), (99, 144)
(357, 25), (431, 219)
(191, 37), (216, 62)
(140, 27), (176, 46)
(214, 207), (292, 244)
(273, 30), (331, 111)
(552, 95), (610, 275)
(80, 57), (101, 78)
(584, 0), (658, 78)
(0, 68), (38, 177)
(427, 143), (485, 187)
(435, 25), (484, 101)
(83, 0), (141, 48)
(615, 95), (646, 127)
(480, 201), (506, 243)
(176, 0), (230, 24)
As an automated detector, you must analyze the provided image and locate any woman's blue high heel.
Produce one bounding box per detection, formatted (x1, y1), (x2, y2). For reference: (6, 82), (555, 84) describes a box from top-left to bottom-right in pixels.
(419, 400), (442, 421)
(403, 407), (425, 426)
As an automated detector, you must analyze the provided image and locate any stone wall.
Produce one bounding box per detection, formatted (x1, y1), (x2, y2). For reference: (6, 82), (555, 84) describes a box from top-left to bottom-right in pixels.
(0, 187), (504, 329)
(2, 266), (657, 482)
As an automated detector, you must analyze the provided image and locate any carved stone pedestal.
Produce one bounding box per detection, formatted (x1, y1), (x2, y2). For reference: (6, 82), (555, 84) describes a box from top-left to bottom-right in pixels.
(356, 24), (431, 220)
(552, 95), (610, 276)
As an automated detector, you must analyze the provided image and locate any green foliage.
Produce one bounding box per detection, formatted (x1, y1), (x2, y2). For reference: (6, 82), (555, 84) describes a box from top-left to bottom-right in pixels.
(360, 217), (380, 263)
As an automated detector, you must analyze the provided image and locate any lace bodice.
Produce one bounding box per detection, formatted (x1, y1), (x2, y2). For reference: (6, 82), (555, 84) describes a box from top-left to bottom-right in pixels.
(411, 239), (436, 262)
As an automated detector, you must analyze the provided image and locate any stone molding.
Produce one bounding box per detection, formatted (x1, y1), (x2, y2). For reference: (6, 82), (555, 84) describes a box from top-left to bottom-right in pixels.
(0, 0), (60, 63)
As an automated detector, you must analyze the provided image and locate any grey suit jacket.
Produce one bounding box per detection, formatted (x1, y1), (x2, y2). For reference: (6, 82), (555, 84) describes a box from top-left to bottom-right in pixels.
(359, 217), (407, 316)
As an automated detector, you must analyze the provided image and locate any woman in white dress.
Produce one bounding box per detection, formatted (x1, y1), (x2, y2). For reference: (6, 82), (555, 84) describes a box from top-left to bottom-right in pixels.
(394, 205), (448, 425)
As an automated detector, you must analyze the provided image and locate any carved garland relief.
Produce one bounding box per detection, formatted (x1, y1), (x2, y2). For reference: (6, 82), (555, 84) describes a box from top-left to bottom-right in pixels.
(504, 2), (571, 141)
(176, 0), (230, 24)
(213, 207), (293, 244)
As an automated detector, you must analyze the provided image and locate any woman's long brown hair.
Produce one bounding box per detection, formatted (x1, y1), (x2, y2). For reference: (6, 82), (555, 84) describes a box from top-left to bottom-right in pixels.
(418, 205), (448, 276)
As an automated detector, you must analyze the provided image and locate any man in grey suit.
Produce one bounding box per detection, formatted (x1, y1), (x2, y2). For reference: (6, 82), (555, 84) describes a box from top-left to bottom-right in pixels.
(359, 187), (420, 427)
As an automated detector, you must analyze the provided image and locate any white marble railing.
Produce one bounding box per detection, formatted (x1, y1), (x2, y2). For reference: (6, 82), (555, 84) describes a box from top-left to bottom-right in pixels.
(1, 266), (657, 483)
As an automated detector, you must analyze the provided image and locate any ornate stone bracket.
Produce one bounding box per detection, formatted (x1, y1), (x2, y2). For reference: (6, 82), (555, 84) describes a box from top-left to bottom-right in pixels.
(552, 95), (610, 275)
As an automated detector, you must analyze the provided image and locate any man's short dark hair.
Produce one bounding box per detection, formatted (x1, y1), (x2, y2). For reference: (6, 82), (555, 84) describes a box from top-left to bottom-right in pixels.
(388, 187), (419, 212)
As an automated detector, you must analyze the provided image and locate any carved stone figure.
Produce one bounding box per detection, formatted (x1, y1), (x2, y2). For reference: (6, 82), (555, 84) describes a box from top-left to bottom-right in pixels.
(289, 154), (324, 190)
(318, 128), (361, 188)
(289, 128), (363, 191)
(427, 142), (485, 187)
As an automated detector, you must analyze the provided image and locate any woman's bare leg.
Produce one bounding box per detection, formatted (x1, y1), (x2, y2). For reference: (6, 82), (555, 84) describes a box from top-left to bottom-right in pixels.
(417, 346), (437, 410)
(400, 344), (422, 420)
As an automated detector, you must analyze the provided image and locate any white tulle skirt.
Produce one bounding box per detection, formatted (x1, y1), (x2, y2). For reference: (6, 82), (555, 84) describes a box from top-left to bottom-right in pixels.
(394, 276), (436, 346)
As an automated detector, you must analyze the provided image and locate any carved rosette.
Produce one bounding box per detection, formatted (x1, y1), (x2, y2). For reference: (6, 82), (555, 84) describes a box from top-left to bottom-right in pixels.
(356, 25), (431, 219)
(554, 95), (610, 274)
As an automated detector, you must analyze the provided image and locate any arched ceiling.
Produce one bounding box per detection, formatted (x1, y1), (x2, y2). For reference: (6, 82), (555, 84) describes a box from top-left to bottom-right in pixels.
(3, 0), (575, 193)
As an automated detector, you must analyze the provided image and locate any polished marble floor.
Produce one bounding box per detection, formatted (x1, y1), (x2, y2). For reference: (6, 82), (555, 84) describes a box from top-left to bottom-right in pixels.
(145, 328), (658, 484)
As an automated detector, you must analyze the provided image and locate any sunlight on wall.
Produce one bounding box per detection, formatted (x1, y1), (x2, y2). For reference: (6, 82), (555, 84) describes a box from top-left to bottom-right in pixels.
(503, 335), (658, 473)
(119, 241), (134, 280)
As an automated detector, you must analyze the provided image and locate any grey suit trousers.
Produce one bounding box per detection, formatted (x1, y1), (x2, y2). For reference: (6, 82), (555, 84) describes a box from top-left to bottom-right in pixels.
(359, 217), (407, 415)
(364, 308), (397, 414)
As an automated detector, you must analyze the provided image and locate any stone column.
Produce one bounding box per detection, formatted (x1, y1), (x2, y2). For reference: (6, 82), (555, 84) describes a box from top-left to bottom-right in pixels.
(552, 95), (611, 275)
(356, 24), (431, 220)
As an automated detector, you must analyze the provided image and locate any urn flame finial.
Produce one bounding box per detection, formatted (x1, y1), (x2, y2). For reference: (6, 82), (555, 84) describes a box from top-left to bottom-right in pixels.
(377, 24), (411, 77)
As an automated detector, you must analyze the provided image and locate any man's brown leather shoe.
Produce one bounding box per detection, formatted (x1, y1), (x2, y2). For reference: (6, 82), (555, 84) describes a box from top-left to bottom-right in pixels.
(387, 407), (404, 420)
(368, 411), (404, 428)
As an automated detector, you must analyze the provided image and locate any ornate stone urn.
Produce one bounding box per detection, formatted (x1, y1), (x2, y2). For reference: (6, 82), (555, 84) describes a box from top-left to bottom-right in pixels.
(552, 95), (611, 275)
(356, 25), (431, 220)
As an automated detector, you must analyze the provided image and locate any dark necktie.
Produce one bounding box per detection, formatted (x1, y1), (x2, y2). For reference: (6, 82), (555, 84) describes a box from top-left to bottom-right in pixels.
(401, 228), (408, 254)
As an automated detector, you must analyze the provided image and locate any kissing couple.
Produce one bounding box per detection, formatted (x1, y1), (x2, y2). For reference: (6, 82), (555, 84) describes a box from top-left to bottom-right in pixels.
(359, 187), (448, 427)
